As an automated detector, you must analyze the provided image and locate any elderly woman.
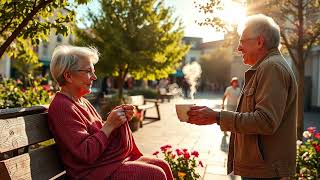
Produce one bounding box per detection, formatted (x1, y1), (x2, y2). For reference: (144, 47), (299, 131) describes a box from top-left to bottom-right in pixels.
(48, 45), (173, 180)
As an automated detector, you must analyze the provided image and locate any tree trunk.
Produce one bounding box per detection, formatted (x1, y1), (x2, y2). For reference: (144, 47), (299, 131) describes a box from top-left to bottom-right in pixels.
(296, 63), (304, 140)
(117, 76), (125, 100)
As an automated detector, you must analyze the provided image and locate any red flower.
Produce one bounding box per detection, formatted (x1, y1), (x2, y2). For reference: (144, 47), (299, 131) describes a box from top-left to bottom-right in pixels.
(182, 148), (188, 152)
(176, 149), (183, 156)
(315, 133), (320, 139)
(183, 152), (190, 160)
(199, 161), (204, 167)
(153, 151), (159, 156)
(160, 145), (172, 152)
(315, 145), (320, 153)
(307, 127), (316, 134)
(191, 151), (199, 157)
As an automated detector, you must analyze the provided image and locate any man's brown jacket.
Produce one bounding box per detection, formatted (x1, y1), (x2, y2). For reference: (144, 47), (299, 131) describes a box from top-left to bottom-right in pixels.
(220, 49), (298, 178)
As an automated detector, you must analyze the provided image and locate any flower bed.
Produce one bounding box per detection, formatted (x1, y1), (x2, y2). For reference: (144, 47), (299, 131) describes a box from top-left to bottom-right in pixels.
(296, 127), (320, 179)
(153, 145), (204, 180)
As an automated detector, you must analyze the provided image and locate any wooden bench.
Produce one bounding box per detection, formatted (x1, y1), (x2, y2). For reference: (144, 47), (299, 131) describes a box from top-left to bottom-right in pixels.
(0, 106), (66, 180)
(129, 95), (161, 127)
(158, 92), (176, 103)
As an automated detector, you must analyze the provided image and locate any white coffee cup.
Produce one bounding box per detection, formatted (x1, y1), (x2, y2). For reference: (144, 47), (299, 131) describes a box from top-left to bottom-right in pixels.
(175, 104), (195, 122)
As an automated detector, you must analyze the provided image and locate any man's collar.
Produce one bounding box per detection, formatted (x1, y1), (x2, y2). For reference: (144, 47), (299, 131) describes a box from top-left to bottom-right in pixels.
(249, 48), (280, 71)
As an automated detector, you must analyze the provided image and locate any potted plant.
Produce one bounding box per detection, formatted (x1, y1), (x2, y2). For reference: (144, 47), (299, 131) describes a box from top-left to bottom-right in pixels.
(129, 115), (140, 132)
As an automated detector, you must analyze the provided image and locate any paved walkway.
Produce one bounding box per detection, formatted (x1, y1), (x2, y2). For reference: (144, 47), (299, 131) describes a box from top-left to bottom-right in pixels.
(132, 95), (240, 180)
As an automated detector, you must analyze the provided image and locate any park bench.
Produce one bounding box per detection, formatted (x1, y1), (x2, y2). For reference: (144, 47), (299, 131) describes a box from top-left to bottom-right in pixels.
(0, 106), (66, 180)
(158, 92), (176, 103)
(157, 83), (181, 102)
(129, 95), (161, 127)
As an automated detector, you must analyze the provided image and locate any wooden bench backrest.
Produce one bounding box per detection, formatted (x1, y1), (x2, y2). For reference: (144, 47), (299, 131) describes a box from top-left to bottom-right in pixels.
(130, 95), (144, 106)
(0, 106), (66, 180)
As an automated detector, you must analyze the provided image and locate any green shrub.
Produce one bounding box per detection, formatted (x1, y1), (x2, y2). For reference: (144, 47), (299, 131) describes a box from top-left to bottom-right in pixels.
(128, 88), (159, 99)
(0, 76), (51, 109)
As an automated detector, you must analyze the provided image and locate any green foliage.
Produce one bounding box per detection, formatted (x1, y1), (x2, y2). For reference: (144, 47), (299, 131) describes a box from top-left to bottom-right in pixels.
(0, 76), (51, 109)
(296, 127), (320, 179)
(0, 0), (90, 60)
(128, 88), (159, 99)
(153, 145), (204, 180)
(75, 0), (189, 98)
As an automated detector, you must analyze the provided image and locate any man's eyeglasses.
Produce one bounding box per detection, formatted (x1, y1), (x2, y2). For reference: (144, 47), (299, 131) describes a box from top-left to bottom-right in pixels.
(73, 69), (96, 76)
(239, 37), (257, 45)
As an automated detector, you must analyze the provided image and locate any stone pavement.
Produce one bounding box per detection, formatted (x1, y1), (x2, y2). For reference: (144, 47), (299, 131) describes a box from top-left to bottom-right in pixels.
(132, 95), (241, 180)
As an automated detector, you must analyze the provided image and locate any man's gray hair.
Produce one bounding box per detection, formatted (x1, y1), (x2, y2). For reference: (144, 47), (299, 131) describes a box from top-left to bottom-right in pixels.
(50, 45), (99, 86)
(240, 14), (280, 49)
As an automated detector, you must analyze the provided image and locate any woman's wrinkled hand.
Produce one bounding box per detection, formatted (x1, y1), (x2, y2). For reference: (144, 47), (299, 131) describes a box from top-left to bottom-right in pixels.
(119, 104), (135, 121)
(101, 106), (128, 137)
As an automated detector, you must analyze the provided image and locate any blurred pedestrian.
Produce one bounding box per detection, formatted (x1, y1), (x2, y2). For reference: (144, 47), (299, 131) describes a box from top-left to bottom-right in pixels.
(221, 77), (241, 111)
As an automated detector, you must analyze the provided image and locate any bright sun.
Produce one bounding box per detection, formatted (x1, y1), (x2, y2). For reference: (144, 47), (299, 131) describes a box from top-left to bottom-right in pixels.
(218, 0), (247, 28)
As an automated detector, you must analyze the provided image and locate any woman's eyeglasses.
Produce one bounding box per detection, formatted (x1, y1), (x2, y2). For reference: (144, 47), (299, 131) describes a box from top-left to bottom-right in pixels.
(73, 69), (96, 76)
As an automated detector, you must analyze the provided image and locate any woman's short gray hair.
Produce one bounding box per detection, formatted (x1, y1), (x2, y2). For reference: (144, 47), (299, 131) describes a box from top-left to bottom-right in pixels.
(50, 45), (99, 86)
(240, 14), (280, 50)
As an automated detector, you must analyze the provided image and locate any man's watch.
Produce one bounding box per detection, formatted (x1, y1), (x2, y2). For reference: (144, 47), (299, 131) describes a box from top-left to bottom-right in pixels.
(216, 112), (221, 125)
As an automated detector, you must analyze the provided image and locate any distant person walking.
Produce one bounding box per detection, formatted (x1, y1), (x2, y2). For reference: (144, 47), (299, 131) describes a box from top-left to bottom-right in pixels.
(222, 77), (241, 111)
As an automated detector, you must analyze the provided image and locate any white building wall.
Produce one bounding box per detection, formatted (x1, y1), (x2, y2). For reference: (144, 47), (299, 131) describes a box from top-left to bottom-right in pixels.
(0, 55), (11, 78)
(311, 51), (320, 107)
(38, 32), (73, 63)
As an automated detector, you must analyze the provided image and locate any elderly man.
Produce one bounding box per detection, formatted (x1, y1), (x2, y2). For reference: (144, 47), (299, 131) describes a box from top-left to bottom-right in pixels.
(188, 14), (298, 179)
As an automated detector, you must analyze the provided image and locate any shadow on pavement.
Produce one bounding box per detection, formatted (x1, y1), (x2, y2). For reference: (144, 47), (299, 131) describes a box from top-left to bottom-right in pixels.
(142, 119), (160, 126)
(220, 134), (229, 153)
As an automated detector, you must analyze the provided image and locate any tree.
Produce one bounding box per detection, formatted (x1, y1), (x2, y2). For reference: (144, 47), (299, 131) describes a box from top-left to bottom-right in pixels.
(199, 47), (233, 90)
(0, 0), (90, 62)
(75, 0), (189, 99)
(195, 0), (320, 139)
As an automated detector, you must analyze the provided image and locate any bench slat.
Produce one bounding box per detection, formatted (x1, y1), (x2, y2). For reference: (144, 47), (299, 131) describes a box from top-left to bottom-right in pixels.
(130, 95), (144, 106)
(0, 145), (65, 180)
(0, 112), (53, 153)
(137, 104), (155, 110)
(0, 106), (47, 119)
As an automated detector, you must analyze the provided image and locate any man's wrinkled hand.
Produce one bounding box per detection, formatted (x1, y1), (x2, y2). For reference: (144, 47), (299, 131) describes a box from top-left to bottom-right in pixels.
(187, 106), (217, 125)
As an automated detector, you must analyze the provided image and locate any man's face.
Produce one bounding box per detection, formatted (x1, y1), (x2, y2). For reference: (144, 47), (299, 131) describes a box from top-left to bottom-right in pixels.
(237, 29), (260, 66)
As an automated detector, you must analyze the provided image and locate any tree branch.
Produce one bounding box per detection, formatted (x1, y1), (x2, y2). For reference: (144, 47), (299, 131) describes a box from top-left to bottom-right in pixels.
(33, 0), (37, 9)
(281, 31), (299, 68)
(286, 0), (298, 8)
(0, 2), (17, 35)
(304, 31), (320, 60)
(0, 0), (54, 58)
(303, 0), (311, 9)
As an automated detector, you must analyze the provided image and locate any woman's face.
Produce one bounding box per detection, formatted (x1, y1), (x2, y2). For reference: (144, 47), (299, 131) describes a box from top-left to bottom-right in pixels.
(70, 58), (97, 96)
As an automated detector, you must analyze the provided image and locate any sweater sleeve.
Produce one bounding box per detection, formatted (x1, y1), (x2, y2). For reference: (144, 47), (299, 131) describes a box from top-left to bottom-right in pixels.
(48, 102), (110, 164)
